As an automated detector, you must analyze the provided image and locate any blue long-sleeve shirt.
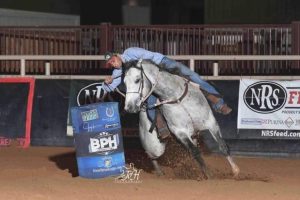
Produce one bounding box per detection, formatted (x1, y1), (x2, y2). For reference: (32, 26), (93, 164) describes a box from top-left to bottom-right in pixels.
(102, 68), (122, 92)
(103, 47), (165, 92)
(120, 47), (164, 65)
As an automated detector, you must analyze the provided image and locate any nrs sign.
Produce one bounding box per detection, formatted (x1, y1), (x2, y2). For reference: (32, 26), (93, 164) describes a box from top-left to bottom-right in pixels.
(238, 79), (300, 130)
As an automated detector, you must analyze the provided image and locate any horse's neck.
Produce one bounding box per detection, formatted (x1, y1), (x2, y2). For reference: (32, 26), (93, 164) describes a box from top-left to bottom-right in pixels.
(144, 64), (185, 100)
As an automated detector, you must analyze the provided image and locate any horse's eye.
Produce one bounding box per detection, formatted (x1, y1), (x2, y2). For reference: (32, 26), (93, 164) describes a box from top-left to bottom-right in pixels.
(134, 79), (140, 84)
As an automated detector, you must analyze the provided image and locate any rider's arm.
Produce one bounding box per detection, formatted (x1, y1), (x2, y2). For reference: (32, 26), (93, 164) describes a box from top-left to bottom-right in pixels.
(111, 68), (122, 79)
(102, 68), (122, 92)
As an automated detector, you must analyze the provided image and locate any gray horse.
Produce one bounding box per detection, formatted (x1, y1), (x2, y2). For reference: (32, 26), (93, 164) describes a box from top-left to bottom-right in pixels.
(123, 59), (240, 178)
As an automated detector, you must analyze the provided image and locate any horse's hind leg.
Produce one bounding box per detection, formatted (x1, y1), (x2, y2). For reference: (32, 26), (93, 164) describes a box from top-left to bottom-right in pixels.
(225, 154), (240, 178)
(209, 128), (240, 178)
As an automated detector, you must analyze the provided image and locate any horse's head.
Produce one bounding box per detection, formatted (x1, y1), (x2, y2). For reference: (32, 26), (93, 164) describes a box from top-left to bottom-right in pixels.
(123, 59), (157, 113)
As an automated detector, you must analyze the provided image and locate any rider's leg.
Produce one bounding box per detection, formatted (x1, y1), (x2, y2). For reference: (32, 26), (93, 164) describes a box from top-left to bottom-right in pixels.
(159, 57), (232, 115)
(146, 95), (156, 121)
(146, 95), (170, 139)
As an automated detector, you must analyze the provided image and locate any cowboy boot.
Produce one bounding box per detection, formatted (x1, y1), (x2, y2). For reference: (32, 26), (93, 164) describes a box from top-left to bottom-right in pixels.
(205, 93), (232, 115)
(156, 111), (171, 140)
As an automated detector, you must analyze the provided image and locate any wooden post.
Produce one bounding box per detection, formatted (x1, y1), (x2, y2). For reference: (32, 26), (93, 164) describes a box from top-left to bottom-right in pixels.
(190, 59), (195, 71)
(291, 21), (300, 71)
(213, 62), (219, 76)
(45, 62), (50, 76)
(20, 59), (25, 76)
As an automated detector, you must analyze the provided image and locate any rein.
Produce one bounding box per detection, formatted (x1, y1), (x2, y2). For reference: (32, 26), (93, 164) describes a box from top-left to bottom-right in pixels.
(136, 65), (160, 108)
(147, 79), (190, 110)
(103, 74), (126, 98)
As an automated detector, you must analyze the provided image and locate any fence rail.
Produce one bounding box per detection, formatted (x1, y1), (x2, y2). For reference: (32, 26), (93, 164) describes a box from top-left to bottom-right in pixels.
(1, 23), (299, 75)
(1, 55), (300, 80)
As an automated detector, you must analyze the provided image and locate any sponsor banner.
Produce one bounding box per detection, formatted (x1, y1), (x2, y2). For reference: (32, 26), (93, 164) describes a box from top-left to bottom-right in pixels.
(75, 82), (107, 106)
(238, 129), (300, 139)
(71, 102), (120, 134)
(238, 79), (300, 130)
(0, 78), (35, 148)
(67, 81), (108, 136)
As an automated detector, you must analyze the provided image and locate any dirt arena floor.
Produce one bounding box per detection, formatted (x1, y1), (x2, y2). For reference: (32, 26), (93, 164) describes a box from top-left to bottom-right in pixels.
(1, 140), (300, 200)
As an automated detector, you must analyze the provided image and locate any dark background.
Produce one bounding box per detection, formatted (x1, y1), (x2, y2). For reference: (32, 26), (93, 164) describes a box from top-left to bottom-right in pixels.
(0, 84), (28, 138)
(1, 0), (300, 25)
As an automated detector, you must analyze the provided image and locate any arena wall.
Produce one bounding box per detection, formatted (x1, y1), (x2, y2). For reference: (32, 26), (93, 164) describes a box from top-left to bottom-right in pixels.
(1, 79), (299, 157)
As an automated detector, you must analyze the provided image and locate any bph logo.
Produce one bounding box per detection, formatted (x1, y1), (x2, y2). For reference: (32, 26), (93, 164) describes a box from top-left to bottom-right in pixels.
(89, 132), (119, 154)
(243, 81), (287, 113)
(77, 83), (107, 106)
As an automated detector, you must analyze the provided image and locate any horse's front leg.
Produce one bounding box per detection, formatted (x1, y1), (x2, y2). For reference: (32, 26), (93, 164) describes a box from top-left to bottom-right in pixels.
(151, 159), (164, 176)
(170, 127), (211, 179)
(164, 106), (211, 179)
(139, 110), (166, 176)
(183, 136), (211, 179)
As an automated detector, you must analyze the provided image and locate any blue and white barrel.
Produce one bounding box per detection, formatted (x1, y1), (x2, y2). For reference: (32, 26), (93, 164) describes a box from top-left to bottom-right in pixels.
(71, 102), (125, 179)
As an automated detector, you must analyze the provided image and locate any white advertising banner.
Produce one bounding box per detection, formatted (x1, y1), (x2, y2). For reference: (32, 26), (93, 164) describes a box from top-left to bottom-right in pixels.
(238, 79), (300, 130)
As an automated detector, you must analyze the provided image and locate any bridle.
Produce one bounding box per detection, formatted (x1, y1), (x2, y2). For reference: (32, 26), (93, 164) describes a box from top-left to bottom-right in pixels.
(113, 59), (190, 110)
(125, 59), (160, 109)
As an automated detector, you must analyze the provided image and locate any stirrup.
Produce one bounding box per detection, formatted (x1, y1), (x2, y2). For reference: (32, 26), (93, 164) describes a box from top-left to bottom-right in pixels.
(157, 127), (170, 140)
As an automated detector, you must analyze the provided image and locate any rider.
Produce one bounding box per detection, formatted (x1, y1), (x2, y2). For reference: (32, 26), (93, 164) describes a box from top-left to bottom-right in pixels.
(103, 47), (232, 114)
(103, 47), (232, 138)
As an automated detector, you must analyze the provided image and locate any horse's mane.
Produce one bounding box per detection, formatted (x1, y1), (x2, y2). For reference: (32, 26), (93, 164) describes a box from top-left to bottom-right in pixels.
(123, 59), (159, 73)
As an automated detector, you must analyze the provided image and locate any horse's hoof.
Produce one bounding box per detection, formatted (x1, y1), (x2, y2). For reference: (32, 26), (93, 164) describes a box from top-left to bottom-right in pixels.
(205, 173), (213, 180)
(155, 170), (165, 176)
(202, 169), (213, 180)
(197, 170), (213, 181)
(232, 166), (240, 179)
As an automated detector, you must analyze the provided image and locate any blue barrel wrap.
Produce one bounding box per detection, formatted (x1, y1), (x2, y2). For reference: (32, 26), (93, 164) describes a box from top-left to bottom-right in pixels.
(71, 102), (125, 179)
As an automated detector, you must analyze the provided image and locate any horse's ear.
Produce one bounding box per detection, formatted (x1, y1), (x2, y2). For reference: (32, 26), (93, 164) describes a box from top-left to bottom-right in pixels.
(137, 58), (143, 68)
(123, 60), (139, 72)
(123, 62), (132, 70)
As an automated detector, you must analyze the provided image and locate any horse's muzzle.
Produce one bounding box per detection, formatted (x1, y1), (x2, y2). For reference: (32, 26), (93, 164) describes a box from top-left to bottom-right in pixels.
(124, 103), (140, 113)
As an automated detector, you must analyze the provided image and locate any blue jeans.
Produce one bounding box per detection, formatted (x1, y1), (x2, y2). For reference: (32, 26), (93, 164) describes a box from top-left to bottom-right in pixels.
(160, 57), (219, 95)
(159, 57), (225, 111)
(146, 95), (157, 122)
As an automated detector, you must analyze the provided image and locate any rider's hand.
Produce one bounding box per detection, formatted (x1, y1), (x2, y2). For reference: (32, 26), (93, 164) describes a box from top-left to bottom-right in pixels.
(105, 76), (113, 84)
